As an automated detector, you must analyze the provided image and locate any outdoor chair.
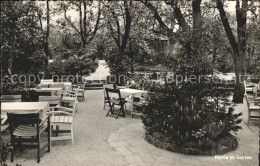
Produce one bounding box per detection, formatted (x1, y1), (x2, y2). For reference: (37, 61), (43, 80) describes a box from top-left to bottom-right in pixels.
(76, 82), (85, 101)
(245, 82), (257, 95)
(61, 88), (78, 114)
(105, 88), (127, 119)
(131, 95), (146, 118)
(246, 95), (260, 124)
(39, 96), (61, 107)
(1, 95), (22, 102)
(103, 84), (115, 110)
(7, 112), (51, 163)
(49, 106), (74, 144)
(1, 112), (8, 132)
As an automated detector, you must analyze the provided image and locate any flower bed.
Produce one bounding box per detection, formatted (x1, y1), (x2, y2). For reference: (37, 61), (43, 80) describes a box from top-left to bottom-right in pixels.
(142, 84), (241, 155)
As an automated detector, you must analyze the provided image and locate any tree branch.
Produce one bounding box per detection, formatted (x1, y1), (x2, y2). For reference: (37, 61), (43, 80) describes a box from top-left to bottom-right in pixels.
(86, 2), (101, 44)
(140, 0), (171, 32)
(120, 0), (131, 54)
(216, 0), (238, 54)
(63, 5), (80, 35)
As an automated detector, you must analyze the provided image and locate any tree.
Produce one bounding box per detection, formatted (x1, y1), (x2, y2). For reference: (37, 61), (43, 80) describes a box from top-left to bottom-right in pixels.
(1, 1), (22, 74)
(60, 1), (101, 48)
(1, 1), (45, 74)
(216, 0), (248, 103)
(37, 0), (51, 64)
(104, 0), (132, 63)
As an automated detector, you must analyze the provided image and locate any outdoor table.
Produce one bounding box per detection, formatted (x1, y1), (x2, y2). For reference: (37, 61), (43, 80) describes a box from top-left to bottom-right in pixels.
(35, 87), (62, 96)
(120, 88), (147, 98)
(1, 102), (50, 120)
(39, 82), (64, 88)
(120, 88), (147, 113)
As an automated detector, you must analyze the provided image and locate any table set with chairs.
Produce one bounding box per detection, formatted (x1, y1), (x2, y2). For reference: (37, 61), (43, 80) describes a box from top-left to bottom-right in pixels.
(245, 79), (260, 124)
(103, 84), (148, 119)
(0, 79), (86, 163)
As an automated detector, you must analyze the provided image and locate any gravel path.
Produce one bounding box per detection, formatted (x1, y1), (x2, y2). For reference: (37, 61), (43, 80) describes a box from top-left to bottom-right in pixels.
(4, 90), (140, 166)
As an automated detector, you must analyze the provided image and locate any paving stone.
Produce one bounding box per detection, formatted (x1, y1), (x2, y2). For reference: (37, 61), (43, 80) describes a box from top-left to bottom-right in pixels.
(156, 156), (174, 164)
(115, 146), (133, 156)
(109, 141), (129, 147)
(137, 152), (156, 162)
(129, 162), (172, 166)
(125, 155), (143, 163)
(128, 145), (151, 153)
(127, 138), (148, 146)
(118, 133), (134, 140)
(180, 157), (202, 165)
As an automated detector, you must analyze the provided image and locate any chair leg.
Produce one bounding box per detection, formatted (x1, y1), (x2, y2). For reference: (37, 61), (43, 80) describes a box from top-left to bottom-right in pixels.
(56, 125), (59, 136)
(106, 107), (112, 116)
(11, 135), (14, 162)
(121, 105), (125, 117)
(48, 120), (51, 152)
(71, 125), (74, 144)
(131, 107), (133, 118)
(37, 135), (40, 163)
(18, 136), (22, 152)
(116, 108), (121, 119)
(106, 104), (114, 116)
(248, 110), (250, 124)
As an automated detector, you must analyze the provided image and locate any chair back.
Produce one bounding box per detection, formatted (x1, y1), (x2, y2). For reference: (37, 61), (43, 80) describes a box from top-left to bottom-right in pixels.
(50, 83), (64, 88)
(50, 106), (74, 116)
(105, 88), (124, 103)
(7, 112), (40, 127)
(103, 84), (114, 97)
(39, 96), (61, 106)
(1, 95), (22, 102)
(41, 79), (53, 83)
(38, 83), (50, 88)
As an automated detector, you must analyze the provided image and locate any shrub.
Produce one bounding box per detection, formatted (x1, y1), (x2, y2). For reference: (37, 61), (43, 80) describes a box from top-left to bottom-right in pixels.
(0, 137), (12, 166)
(142, 83), (242, 154)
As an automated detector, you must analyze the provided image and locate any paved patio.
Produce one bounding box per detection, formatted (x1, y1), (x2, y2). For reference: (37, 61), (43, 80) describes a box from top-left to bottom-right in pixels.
(3, 90), (259, 166)
(106, 96), (259, 166)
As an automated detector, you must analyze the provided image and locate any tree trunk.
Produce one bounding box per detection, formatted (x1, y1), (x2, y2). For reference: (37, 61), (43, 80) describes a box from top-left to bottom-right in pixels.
(43, 0), (50, 66)
(7, 27), (15, 74)
(118, 0), (131, 62)
(7, 14), (17, 74)
(216, 0), (247, 103)
(233, 53), (245, 103)
(129, 37), (134, 73)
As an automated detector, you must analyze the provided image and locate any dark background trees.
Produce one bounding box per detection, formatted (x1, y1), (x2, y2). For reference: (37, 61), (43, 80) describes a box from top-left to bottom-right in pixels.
(1, 1), (259, 97)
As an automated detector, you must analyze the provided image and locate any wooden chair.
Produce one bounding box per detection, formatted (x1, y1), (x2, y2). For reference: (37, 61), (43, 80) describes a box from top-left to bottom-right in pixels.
(1, 95), (22, 102)
(49, 106), (74, 144)
(61, 89), (78, 114)
(105, 88), (126, 119)
(103, 84), (114, 110)
(245, 95), (260, 124)
(76, 82), (85, 101)
(39, 96), (61, 107)
(1, 112), (8, 132)
(7, 112), (51, 163)
(131, 95), (146, 118)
